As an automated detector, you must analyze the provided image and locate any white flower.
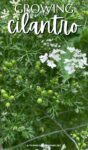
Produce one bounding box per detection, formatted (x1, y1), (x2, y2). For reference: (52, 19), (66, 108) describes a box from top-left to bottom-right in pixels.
(77, 60), (85, 69)
(64, 64), (75, 74)
(49, 52), (61, 62)
(47, 60), (56, 69)
(49, 49), (65, 62)
(67, 47), (75, 52)
(73, 49), (81, 57)
(39, 53), (48, 63)
(64, 49), (88, 74)
(10, 0), (20, 6)
(74, 53), (88, 68)
(39, 47), (88, 73)
(1, 9), (9, 19)
(52, 49), (65, 54)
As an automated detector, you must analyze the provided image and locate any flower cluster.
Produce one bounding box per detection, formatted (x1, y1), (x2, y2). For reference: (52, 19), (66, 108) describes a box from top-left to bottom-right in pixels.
(41, 39), (60, 49)
(39, 47), (88, 74)
(39, 49), (66, 69)
(64, 47), (88, 74)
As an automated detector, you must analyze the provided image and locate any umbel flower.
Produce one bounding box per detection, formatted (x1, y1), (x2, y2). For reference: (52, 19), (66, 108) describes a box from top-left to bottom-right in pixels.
(49, 49), (61, 61)
(39, 53), (48, 63)
(64, 47), (88, 74)
(39, 49), (66, 69)
(39, 47), (88, 74)
(47, 60), (56, 69)
(64, 63), (75, 74)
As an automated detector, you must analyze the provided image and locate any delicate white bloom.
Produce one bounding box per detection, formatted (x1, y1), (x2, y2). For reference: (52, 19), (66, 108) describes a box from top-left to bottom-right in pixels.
(75, 49), (81, 54)
(49, 51), (61, 62)
(73, 53), (80, 58)
(77, 60), (85, 69)
(10, 0), (20, 6)
(49, 53), (61, 61)
(49, 49), (65, 62)
(71, 58), (78, 63)
(67, 47), (75, 52)
(73, 53), (88, 68)
(73, 49), (81, 57)
(1, 9), (9, 19)
(39, 53), (48, 63)
(39, 47), (88, 74)
(47, 60), (56, 69)
(52, 49), (66, 54)
(64, 48), (88, 74)
(82, 53), (87, 57)
(65, 64), (75, 74)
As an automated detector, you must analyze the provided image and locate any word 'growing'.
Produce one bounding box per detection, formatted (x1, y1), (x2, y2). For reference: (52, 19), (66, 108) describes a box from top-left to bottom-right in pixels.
(15, 4), (75, 15)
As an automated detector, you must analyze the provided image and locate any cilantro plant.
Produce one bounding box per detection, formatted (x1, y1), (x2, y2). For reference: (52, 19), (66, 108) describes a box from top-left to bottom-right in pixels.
(0, 0), (88, 150)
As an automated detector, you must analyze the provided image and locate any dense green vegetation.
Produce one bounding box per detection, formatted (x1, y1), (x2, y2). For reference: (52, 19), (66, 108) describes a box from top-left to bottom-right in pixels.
(0, 0), (88, 149)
